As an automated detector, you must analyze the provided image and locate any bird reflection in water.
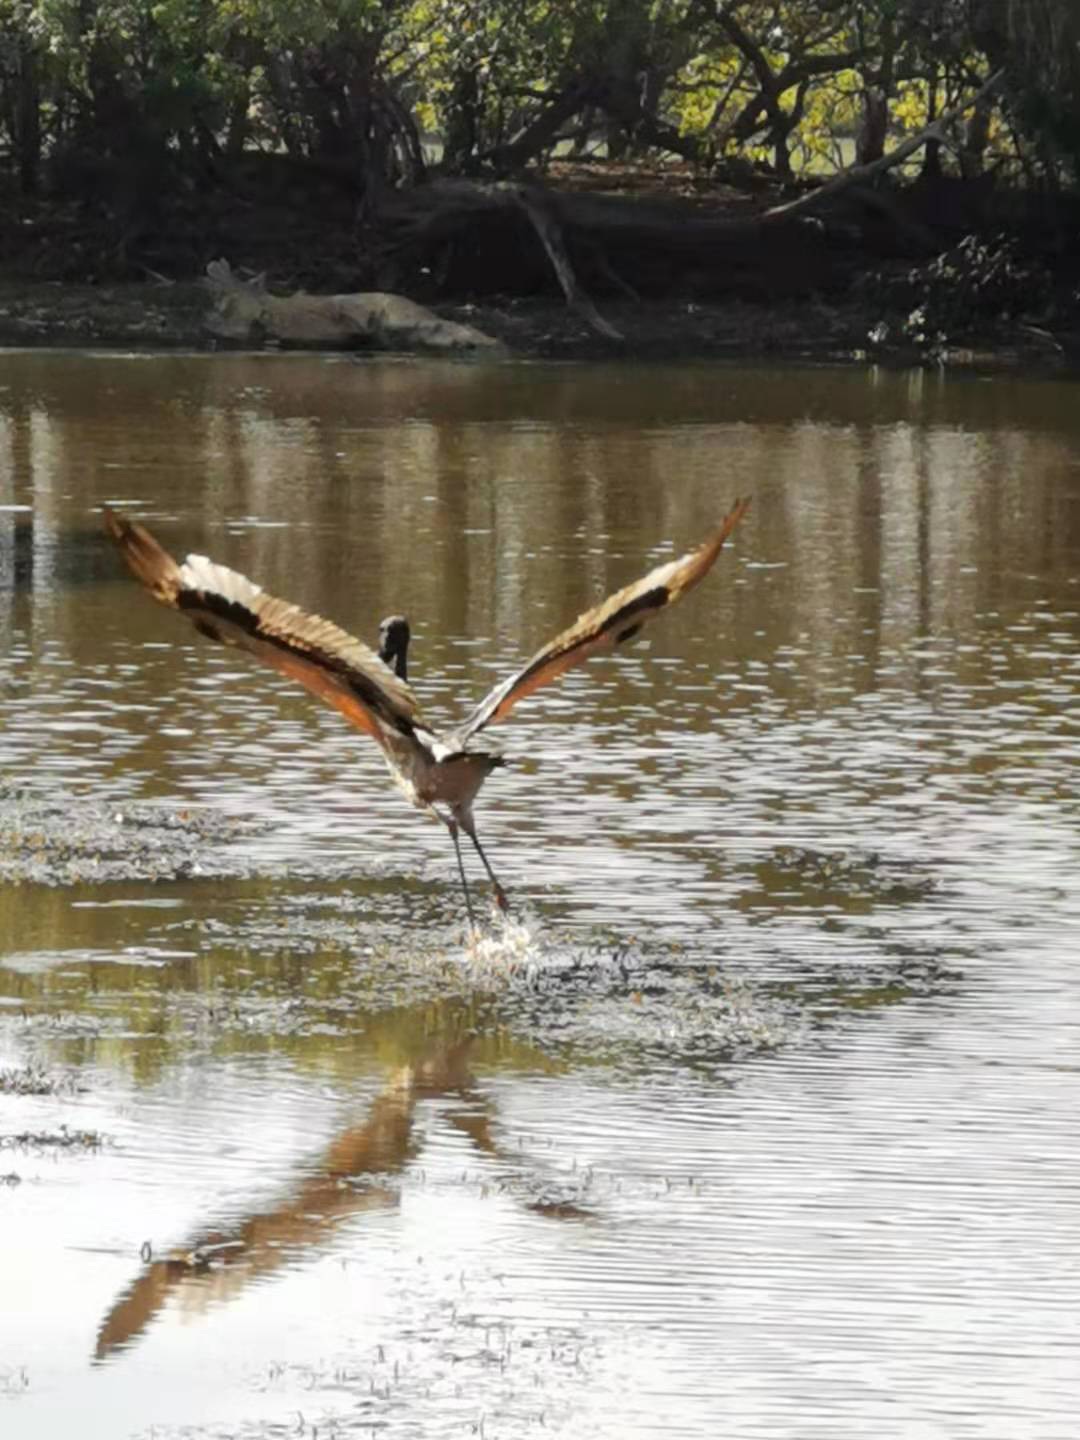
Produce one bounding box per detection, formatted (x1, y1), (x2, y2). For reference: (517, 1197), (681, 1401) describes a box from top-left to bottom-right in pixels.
(93, 1020), (584, 1361)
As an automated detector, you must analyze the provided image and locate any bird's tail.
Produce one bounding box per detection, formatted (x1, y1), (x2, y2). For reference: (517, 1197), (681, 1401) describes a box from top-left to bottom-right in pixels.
(102, 505), (184, 607)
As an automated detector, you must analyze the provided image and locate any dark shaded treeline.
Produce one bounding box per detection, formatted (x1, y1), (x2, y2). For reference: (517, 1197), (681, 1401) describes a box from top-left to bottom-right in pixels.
(1, 2), (1079, 336)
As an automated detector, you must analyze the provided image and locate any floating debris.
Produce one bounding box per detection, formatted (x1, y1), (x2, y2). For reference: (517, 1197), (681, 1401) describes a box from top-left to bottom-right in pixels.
(0, 1125), (105, 1151)
(769, 844), (939, 901)
(0, 1064), (86, 1096)
(0, 786), (269, 887)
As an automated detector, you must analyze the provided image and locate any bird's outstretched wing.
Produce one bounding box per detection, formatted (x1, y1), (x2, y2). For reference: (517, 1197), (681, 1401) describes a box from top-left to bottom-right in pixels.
(102, 507), (423, 749)
(455, 496), (750, 742)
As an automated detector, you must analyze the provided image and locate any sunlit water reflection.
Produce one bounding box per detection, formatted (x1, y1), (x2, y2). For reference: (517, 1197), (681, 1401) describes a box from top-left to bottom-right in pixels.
(1, 352), (1078, 1438)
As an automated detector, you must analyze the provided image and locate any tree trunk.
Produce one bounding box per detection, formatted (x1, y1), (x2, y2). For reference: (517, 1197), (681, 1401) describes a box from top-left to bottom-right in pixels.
(224, 86), (251, 161)
(443, 68), (480, 172)
(960, 94), (993, 178)
(856, 87), (888, 166)
(921, 76), (942, 180)
(14, 44), (41, 194)
(487, 84), (587, 172)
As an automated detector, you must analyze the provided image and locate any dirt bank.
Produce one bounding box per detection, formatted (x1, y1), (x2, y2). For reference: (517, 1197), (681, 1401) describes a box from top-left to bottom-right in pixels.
(4, 160), (1075, 366)
(0, 276), (1064, 369)
(0, 273), (866, 360)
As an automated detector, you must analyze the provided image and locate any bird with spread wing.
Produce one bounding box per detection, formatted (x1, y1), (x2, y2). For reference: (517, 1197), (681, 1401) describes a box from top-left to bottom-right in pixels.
(103, 498), (749, 925)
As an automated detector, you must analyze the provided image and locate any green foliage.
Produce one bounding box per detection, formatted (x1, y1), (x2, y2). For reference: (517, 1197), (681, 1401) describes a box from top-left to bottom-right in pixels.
(0, 0), (1078, 203)
(870, 234), (1053, 356)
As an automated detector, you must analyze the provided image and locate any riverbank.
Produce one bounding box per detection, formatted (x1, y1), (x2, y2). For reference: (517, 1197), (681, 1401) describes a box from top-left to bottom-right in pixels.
(0, 276), (1066, 369)
(5, 157), (1076, 367)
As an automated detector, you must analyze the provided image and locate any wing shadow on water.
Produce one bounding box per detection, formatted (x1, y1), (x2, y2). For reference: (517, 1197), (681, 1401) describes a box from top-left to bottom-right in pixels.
(94, 1017), (582, 1362)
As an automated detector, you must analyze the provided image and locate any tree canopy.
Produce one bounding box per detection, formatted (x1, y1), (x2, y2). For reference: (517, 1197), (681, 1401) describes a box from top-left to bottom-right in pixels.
(1, 1), (1078, 284)
(4, 1), (1079, 190)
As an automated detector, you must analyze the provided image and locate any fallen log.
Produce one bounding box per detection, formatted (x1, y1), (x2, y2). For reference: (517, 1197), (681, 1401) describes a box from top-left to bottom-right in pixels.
(375, 179), (847, 306)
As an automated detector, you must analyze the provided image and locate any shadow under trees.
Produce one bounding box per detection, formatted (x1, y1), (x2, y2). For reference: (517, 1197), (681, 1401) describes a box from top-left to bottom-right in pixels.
(1, 0), (1079, 348)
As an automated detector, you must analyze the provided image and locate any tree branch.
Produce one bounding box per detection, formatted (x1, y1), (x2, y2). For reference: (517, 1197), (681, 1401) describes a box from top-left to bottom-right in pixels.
(762, 68), (1004, 222)
(717, 11), (778, 99)
(509, 184), (622, 342)
(485, 83), (586, 171)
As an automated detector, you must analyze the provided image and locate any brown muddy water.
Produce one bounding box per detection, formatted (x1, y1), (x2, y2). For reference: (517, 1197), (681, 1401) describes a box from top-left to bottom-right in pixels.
(1, 350), (1079, 1439)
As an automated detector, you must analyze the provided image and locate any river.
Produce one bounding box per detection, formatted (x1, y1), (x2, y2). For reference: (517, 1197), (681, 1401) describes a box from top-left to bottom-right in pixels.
(1, 350), (1078, 1438)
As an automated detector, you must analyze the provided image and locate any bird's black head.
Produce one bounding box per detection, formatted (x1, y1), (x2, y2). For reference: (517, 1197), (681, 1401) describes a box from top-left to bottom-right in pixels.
(378, 615), (411, 681)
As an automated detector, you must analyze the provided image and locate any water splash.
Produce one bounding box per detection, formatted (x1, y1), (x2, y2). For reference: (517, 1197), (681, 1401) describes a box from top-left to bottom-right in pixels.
(460, 909), (547, 986)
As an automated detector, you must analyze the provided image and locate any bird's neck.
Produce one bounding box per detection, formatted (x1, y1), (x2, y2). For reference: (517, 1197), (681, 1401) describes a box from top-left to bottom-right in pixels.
(380, 640), (408, 682)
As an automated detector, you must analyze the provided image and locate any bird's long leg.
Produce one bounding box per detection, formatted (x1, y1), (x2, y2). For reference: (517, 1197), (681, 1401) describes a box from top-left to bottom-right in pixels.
(462, 821), (509, 912)
(446, 819), (477, 930)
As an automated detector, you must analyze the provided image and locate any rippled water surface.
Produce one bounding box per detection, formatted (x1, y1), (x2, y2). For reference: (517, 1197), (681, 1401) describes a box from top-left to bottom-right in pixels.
(1, 351), (1078, 1438)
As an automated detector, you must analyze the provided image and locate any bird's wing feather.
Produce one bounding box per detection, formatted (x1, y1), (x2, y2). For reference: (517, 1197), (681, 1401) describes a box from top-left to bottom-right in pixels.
(102, 507), (423, 750)
(456, 497), (750, 740)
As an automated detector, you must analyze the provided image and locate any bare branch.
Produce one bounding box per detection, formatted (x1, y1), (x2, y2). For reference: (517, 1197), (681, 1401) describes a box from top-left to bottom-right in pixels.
(763, 69), (1005, 223)
(509, 185), (623, 342)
